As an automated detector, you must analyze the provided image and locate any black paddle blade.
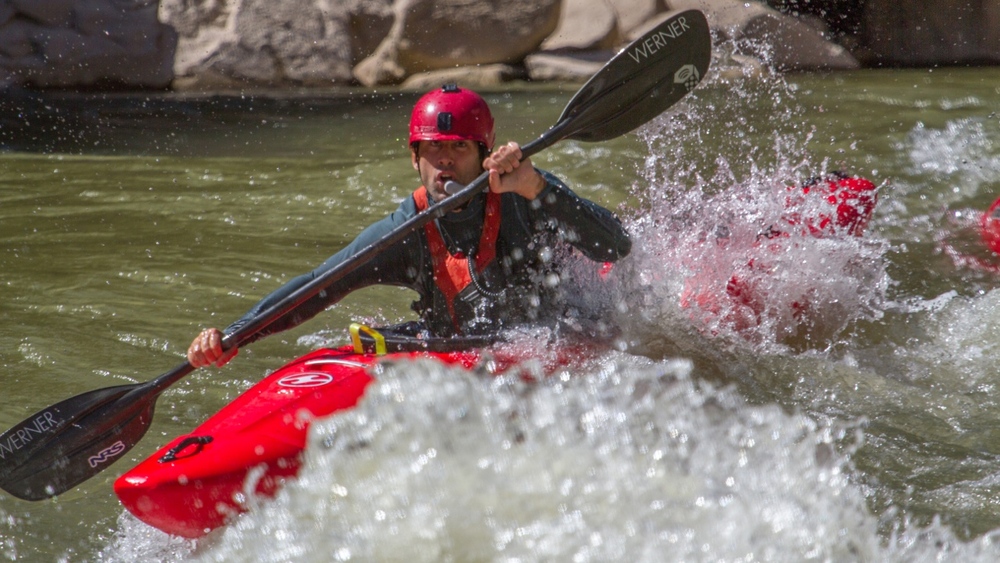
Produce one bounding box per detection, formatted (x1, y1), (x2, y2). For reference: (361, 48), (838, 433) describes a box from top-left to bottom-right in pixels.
(0, 383), (155, 500)
(558, 9), (711, 142)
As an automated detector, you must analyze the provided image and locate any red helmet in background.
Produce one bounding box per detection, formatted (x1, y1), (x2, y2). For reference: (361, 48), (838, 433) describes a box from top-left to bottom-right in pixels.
(784, 172), (878, 237)
(409, 84), (495, 150)
(981, 196), (1000, 255)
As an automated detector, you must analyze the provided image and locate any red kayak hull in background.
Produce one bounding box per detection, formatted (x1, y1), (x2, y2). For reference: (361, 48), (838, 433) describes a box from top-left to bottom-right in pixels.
(982, 195), (1000, 255)
(114, 346), (480, 538)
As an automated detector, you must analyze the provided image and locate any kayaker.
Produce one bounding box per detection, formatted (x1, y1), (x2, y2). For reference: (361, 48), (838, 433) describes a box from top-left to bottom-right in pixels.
(187, 84), (633, 368)
(680, 171), (878, 335)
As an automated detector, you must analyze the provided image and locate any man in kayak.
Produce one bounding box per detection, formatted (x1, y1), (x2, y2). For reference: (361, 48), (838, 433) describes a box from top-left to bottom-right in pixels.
(187, 84), (633, 367)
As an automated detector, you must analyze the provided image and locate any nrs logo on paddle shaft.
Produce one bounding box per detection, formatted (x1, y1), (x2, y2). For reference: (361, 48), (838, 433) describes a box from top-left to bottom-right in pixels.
(88, 441), (126, 468)
(628, 15), (691, 63)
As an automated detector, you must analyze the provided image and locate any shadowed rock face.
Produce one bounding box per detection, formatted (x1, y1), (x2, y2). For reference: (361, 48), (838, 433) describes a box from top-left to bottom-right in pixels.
(2, 0), (998, 91)
(0, 0), (175, 90)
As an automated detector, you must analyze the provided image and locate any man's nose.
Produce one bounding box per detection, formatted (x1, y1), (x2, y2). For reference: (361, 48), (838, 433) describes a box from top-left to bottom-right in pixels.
(436, 148), (455, 164)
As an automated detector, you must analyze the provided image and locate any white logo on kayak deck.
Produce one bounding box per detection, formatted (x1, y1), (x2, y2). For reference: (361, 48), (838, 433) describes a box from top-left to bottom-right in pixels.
(278, 373), (334, 388)
(674, 64), (700, 90)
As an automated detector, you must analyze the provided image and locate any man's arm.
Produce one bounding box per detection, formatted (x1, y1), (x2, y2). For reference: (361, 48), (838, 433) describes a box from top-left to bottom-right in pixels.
(484, 142), (631, 262)
(188, 199), (423, 367)
(530, 170), (632, 262)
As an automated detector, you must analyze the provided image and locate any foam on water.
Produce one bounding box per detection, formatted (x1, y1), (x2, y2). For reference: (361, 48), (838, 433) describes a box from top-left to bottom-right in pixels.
(119, 353), (877, 562)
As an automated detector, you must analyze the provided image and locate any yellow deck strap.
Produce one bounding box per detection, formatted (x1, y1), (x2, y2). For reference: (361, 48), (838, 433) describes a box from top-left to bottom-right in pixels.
(349, 323), (386, 355)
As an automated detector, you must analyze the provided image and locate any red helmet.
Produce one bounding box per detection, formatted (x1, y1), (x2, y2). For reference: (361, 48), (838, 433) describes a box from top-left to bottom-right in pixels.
(409, 84), (495, 149)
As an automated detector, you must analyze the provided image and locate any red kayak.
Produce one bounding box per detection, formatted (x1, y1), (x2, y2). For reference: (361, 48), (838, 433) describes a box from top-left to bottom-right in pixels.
(982, 195), (1000, 255)
(113, 319), (498, 538)
(114, 325), (595, 538)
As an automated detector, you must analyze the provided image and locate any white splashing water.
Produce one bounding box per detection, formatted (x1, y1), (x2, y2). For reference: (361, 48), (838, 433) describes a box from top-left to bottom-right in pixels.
(904, 118), (1000, 195)
(602, 53), (891, 359)
(107, 354), (878, 563)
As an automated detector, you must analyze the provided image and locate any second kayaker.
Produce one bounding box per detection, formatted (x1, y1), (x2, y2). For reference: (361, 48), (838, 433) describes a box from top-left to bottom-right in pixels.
(187, 84), (632, 368)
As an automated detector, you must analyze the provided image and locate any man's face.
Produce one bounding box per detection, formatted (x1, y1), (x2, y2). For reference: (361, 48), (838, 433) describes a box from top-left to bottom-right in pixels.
(411, 140), (483, 203)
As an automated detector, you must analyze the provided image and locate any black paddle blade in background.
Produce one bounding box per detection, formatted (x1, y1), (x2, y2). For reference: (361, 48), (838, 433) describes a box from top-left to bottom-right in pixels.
(0, 384), (153, 500)
(559, 9), (711, 142)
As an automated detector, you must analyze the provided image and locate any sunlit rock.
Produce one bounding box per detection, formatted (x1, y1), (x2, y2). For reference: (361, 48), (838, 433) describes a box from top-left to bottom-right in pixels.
(353, 0), (560, 87)
(524, 51), (608, 82)
(540, 0), (621, 52)
(160, 0), (393, 89)
(400, 64), (526, 91)
(606, 0), (660, 38)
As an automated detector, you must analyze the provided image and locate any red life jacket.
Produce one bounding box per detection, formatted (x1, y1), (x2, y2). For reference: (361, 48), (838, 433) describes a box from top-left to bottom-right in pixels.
(412, 186), (502, 330)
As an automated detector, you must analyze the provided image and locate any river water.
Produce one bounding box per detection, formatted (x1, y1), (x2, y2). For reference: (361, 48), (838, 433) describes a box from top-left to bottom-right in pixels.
(2, 63), (1000, 561)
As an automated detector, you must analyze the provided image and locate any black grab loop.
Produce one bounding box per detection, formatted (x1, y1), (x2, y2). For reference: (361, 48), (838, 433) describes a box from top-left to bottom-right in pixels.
(159, 435), (213, 463)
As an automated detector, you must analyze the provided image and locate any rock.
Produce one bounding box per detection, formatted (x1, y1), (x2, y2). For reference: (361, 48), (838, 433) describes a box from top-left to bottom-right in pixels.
(541, 0), (621, 52)
(31, 27), (122, 86)
(75, 0), (132, 37)
(20, 21), (175, 88)
(667, 0), (858, 70)
(11, 0), (74, 28)
(0, 20), (36, 59)
(742, 11), (858, 70)
(161, 0), (388, 88)
(606, 0), (662, 38)
(354, 0), (560, 86)
(665, 0), (771, 41)
(400, 64), (526, 90)
(346, 2), (395, 64)
(233, 0), (351, 85)
(861, 0), (1000, 66)
(0, 3), (15, 27)
(0, 0), (175, 89)
(524, 51), (610, 82)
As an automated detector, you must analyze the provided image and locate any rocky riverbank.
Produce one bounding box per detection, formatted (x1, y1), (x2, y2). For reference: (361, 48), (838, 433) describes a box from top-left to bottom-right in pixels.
(2, 0), (999, 92)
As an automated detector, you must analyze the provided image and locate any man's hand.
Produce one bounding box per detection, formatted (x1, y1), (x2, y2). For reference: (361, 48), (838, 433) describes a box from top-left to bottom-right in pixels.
(484, 141), (546, 200)
(187, 328), (238, 368)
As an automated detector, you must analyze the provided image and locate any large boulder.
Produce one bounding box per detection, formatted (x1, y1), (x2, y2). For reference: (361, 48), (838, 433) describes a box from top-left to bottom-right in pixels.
(353, 0), (561, 87)
(606, 0), (660, 38)
(667, 0), (859, 70)
(540, 0), (620, 52)
(0, 0), (176, 89)
(160, 0), (392, 89)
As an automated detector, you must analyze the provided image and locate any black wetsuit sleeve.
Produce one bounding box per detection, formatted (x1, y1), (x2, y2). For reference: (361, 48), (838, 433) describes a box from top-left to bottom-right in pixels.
(224, 198), (422, 345)
(531, 170), (632, 261)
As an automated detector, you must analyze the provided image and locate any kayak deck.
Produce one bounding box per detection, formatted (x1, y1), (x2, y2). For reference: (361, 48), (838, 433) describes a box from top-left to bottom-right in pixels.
(114, 346), (480, 538)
